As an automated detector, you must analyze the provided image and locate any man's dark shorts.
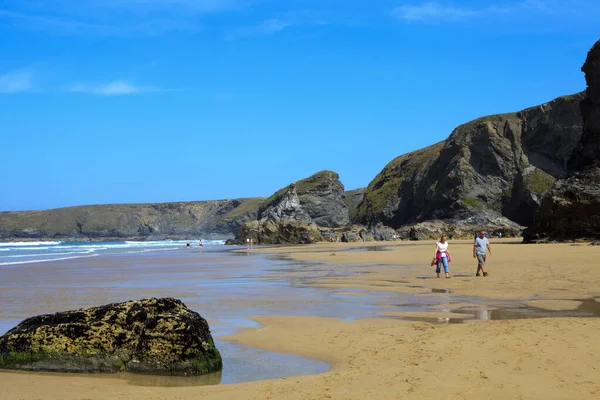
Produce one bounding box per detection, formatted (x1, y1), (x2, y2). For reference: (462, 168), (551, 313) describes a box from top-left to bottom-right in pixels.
(477, 254), (486, 266)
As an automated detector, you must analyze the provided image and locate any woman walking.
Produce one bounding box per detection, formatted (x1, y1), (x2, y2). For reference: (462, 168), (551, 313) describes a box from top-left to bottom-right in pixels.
(433, 234), (451, 279)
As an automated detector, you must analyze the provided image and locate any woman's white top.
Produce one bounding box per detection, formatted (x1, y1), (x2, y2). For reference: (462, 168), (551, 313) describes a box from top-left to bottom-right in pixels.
(436, 241), (449, 257)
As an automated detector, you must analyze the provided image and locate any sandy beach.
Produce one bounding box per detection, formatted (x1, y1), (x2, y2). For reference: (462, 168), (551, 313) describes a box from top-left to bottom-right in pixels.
(1, 240), (600, 399)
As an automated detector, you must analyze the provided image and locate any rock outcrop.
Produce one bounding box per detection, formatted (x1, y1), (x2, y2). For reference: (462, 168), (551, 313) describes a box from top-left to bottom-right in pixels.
(237, 219), (323, 245)
(353, 92), (584, 232)
(235, 171), (348, 244)
(396, 220), (522, 241)
(0, 298), (222, 375)
(524, 40), (600, 242)
(0, 198), (263, 241)
(259, 171), (349, 228)
(258, 183), (313, 224)
(339, 225), (374, 243)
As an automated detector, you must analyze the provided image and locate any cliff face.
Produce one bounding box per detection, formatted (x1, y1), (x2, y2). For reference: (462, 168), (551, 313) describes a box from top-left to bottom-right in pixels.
(259, 170), (349, 228)
(345, 188), (366, 215)
(235, 170), (348, 244)
(5, 43), (598, 244)
(525, 40), (600, 241)
(354, 93), (584, 230)
(0, 170), (350, 243)
(0, 198), (263, 240)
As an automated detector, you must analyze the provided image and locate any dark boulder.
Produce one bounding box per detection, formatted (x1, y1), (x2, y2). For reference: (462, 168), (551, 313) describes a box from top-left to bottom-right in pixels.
(369, 224), (398, 241)
(339, 225), (374, 243)
(0, 298), (222, 375)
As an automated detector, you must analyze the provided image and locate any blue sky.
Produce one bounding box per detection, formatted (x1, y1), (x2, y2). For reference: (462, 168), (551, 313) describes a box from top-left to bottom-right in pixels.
(1, 0), (598, 211)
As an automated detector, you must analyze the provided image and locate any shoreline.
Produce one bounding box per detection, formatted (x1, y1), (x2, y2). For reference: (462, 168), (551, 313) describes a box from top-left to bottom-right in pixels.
(0, 237), (232, 243)
(1, 240), (599, 399)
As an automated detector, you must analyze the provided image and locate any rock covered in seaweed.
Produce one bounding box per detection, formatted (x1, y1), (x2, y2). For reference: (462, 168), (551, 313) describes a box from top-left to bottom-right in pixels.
(0, 298), (222, 375)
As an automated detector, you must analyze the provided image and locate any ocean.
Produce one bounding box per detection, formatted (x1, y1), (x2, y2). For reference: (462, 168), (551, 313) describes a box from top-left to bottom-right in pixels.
(0, 239), (225, 266)
(2, 239), (593, 385)
(0, 240), (343, 384)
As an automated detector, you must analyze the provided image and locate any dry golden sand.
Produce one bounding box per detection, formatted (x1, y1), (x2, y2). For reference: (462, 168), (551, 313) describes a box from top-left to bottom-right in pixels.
(1, 240), (600, 399)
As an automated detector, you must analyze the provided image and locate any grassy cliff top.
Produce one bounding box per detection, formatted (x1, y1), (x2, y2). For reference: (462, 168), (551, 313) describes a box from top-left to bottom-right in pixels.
(0, 197), (264, 239)
(259, 170), (341, 212)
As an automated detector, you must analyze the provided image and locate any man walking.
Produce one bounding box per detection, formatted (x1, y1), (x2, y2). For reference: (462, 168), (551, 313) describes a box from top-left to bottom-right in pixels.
(473, 230), (492, 277)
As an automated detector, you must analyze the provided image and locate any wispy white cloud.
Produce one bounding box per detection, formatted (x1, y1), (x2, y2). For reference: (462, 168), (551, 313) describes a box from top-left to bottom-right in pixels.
(226, 10), (330, 40)
(0, 9), (203, 36)
(1, 9), (120, 35)
(227, 18), (293, 40)
(68, 80), (154, 96)
(0, 0), (242, 35)
(393, 2), (479, 22)
(94, 0), (241, 14)
(0, 70), (34, 93)
(393, 0), (600, 23)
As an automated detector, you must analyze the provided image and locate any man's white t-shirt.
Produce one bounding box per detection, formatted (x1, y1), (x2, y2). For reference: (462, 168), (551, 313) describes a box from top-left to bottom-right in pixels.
(436, 241), (449, 257)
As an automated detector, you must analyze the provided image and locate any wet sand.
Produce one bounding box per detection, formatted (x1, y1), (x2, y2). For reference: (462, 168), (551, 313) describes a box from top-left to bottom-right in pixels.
(2, 240), (600, 399)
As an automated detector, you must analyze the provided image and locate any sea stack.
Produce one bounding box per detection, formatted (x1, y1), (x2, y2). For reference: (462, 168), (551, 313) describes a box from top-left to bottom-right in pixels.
(235, 171), (348, 244)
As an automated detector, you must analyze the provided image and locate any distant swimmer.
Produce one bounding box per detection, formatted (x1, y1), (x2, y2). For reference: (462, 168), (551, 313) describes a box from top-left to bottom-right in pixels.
(186, 241), (190, 248)
(199, 239), (203, 247)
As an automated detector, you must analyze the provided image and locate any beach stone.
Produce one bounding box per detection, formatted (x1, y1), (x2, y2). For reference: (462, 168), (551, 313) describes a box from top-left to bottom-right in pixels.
(590, 241), (600, 246)
(341, 232), (360, 242)
(0, 298), (222, 375)
(338, 225), (374, 242)
(369, 224), (397, 241)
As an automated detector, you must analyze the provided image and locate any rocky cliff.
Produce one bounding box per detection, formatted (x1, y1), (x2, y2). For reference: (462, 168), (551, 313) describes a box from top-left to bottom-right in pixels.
(345, 188), (366, 219)
(1, 170), (352, 244)
(5, 44), (597, 244)
(524, 40), (600, 242)
(0, 198), (263, 241)
(353, 92), (585, 233)
(259, 170), (349, 228)
(235, 171), (349, 244)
